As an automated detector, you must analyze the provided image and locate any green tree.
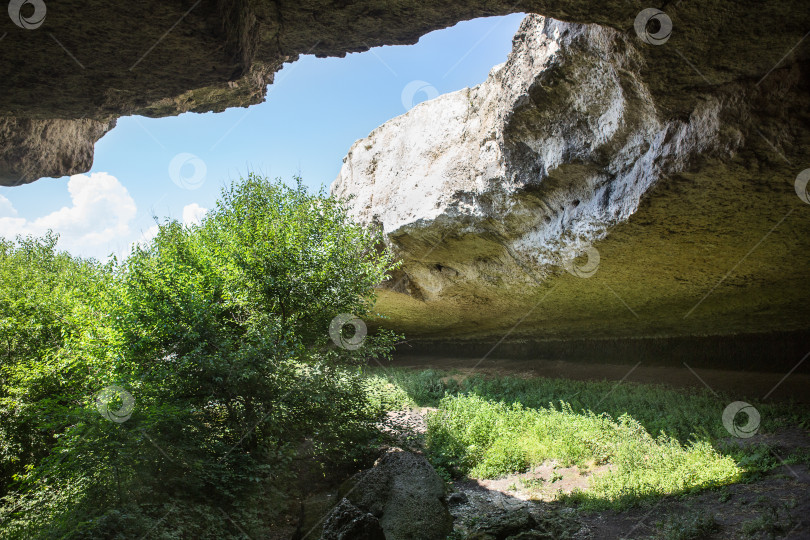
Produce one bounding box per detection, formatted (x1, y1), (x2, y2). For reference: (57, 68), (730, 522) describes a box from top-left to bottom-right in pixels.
(0, 233), (112, 493)
(0, 174), (401, 538)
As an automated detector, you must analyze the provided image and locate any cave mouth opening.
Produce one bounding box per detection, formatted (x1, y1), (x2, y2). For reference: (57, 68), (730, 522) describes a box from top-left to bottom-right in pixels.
(0, 13), (525, 261)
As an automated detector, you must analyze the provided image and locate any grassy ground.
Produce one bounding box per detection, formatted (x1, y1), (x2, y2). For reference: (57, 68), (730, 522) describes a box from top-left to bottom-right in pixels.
(363, 367), (810, 511)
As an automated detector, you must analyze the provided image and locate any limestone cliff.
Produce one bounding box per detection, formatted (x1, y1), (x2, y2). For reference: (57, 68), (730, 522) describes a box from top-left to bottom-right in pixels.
(332, 15), (810, 341)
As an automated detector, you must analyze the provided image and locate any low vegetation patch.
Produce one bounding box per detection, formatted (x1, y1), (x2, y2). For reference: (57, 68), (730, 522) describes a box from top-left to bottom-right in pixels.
(425, 394), (740, 508)
(653, 509), (720, 540)
(368, 368), (810, 510)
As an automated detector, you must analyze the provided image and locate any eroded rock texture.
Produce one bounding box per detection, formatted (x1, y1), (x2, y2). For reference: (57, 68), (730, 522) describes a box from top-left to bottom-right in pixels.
(332, 15), (810, 341)
(0, 117), (115, 186)
(323, 449), (453, 540)
(1, 0), (808, 184)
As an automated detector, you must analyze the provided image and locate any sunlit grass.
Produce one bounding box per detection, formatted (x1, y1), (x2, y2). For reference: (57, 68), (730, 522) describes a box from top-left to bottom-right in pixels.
(365, 368), (810, 442)
(425, 394), (741, 509)
(363, 367), (810, 510)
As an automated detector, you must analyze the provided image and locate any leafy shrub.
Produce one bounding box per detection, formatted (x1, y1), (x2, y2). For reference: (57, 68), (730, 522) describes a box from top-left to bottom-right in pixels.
(0, 175), (401, 538)
(0, 233), (113, 493)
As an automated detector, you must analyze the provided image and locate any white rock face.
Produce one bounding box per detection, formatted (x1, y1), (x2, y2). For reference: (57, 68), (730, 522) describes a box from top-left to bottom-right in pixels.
(331, 15), (743, 321)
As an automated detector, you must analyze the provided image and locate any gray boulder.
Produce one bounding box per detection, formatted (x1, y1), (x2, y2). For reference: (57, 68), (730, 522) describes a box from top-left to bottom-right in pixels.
(323, 448), (453, 540)
(320, 498), (385, 540)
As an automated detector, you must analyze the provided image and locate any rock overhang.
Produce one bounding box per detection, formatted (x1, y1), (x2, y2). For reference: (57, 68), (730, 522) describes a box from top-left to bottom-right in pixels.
(331, 14), (810, 344)
(1, 0), (808, 184)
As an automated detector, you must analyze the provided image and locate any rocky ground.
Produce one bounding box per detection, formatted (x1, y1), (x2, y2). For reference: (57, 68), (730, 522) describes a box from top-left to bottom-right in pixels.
(227, 343), (810, 540)
(444, 461), (810, 539)
(274, 409), (809, 539)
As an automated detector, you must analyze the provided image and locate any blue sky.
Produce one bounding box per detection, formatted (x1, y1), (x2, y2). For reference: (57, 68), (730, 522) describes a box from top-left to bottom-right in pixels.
(0, 14), (524, 259)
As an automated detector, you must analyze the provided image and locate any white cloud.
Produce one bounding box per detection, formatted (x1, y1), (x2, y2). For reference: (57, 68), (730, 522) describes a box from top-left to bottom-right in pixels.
(182, 203), (207, 227)
(1, 174), (213, 259)
(138, 224), (160, 247)
(0, 172), (137, 259)
(0, 195), (18, 218)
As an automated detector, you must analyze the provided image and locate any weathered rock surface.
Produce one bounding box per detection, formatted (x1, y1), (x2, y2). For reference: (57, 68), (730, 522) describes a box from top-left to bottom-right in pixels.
(0, 117), (115, 185)
(447, 483), (585, 540)
(320, 499), (385, 540)
(469, 507), (538, 539)
(335, 15), (683, 271)
(322, 448), (453, 540)
(1, 0), (809, 184)
(332, 15), (810, 342)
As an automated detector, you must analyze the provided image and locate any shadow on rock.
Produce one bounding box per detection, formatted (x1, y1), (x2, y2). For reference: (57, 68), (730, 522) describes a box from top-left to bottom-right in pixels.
(309, 448), (453, 540)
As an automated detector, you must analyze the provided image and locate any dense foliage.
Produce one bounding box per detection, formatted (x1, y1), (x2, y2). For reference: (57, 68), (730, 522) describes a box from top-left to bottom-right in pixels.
(0, 175), (400, 538)
(3, 176), (807, 537)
